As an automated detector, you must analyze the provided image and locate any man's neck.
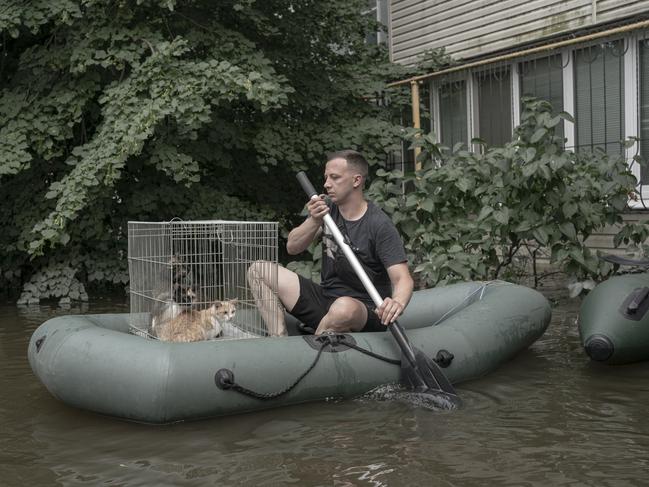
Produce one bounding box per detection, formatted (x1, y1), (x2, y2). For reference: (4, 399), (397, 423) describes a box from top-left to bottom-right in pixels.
(337, 195), (368, 221)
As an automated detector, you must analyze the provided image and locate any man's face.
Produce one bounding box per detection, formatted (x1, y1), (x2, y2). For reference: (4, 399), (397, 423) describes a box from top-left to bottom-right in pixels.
(324, 158), (358, 203)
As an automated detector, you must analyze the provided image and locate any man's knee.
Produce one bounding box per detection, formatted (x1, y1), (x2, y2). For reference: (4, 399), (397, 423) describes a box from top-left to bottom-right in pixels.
(326, 297), (366, 326)
(247, 260), (272, 282)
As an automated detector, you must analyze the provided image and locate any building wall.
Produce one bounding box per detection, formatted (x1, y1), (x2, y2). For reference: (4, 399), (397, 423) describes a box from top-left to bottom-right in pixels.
(390, 0), (649, 65)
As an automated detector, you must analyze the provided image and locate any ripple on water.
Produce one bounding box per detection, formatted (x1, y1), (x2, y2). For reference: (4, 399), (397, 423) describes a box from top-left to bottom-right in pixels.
(357, 383), (462, 412)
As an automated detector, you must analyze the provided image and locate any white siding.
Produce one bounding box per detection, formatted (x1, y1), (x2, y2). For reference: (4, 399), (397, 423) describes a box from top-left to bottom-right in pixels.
(585, 212), (649, 254)
(390, 0), (649, 65)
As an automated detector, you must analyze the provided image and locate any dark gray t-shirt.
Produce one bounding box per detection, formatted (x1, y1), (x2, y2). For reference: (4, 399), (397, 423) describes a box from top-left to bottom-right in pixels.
(320, 200), (408, 306)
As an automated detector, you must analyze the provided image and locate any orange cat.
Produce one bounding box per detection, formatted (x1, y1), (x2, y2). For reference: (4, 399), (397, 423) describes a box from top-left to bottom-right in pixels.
(154, 300), (237, 343)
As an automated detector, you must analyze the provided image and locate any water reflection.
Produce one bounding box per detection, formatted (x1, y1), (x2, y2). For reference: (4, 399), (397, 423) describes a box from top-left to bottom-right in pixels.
(2, 295), (649, 486)
(333, 463), (395, 487)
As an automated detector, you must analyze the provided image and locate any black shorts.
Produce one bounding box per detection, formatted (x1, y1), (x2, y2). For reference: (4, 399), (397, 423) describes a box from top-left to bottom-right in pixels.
(289, 275), (386, 332)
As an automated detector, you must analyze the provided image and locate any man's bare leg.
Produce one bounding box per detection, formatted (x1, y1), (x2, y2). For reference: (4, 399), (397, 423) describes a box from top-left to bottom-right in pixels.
(247, 261), (300, 336)
(315, 297), (368, 335)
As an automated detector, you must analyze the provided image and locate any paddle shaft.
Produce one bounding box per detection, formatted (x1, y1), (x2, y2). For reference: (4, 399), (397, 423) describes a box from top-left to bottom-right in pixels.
(296, 172), (419, 369)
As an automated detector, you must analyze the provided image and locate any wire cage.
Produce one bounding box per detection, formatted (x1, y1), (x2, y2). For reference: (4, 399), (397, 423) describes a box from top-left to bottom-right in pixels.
(128, 220), (279, 341)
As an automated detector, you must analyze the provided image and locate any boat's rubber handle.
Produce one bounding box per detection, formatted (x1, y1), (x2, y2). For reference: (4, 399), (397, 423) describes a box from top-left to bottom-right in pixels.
(296, 171), (319, 199)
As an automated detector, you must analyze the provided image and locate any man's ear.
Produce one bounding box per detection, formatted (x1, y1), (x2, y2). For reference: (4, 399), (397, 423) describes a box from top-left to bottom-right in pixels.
(353, 174), (362, 188)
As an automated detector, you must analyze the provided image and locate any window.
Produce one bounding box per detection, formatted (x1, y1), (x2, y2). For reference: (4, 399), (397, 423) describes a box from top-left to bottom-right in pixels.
(439, 80), (467, 149)
(574, 41), (625, 155)
(639, 39), (649, 184)
(365, 0), (389, 45)
(476, 67), (512, 146)
(519, 55), (564, 140)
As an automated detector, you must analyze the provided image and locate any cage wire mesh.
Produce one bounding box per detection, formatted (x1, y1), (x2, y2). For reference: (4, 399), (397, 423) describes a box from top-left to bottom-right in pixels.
(128, 220), (279, 341)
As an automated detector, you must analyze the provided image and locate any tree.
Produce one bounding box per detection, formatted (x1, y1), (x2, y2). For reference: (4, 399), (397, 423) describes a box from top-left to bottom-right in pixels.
(1, 0), (436, 303)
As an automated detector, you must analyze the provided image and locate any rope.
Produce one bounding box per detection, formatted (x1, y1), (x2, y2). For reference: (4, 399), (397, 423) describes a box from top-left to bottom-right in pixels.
(431, 281), (494, 327)
(216, 334), (402, 400)
(337, 338), (401, 365)
(216, 338), (329, 400)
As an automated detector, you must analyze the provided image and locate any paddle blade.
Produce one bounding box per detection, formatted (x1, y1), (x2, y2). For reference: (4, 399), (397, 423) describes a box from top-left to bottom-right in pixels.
(400, 349), (462, 410)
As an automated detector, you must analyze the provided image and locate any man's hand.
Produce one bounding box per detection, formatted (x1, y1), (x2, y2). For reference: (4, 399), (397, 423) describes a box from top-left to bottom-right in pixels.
(376, 297), (405, 325)
(306, 195), (329, 224)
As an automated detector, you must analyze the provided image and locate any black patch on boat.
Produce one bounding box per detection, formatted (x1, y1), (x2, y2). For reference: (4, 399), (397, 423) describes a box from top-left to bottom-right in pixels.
(303, 334), (356, 353)
(435, 349), (454, 368)
(620, 287), (649, 320)
(35, 335), (46, 353)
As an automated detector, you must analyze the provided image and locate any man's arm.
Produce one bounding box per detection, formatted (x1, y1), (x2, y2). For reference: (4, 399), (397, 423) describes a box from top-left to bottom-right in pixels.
(375, 262), (414, 325)
(286, 196), (328, 255)
(286, 218), (322, 255)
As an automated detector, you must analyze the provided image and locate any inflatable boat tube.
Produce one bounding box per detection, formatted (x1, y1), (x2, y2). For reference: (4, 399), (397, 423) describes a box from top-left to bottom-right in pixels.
(579, 272), (649, 364)
(29, 280), (551, 423)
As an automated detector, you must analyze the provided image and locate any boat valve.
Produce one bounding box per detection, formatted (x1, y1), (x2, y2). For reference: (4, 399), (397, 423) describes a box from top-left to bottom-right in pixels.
(434, 349), (454, 368)
(584, 334), (614, 362)
(215, 369), (235, 390)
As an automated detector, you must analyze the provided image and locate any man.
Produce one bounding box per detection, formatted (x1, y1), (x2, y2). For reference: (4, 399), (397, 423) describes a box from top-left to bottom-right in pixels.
(248, 150), (413, 336)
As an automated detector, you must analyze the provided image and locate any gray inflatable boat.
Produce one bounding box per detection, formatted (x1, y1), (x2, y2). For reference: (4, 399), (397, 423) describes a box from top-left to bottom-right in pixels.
(28, 280), (551, 423)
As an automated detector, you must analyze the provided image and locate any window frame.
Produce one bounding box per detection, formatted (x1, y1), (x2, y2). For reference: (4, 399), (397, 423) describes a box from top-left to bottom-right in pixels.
(430, 73), (473, 150)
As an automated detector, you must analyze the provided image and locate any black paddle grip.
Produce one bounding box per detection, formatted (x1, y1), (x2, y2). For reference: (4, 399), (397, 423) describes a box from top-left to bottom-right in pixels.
(296, 171), (318, 199)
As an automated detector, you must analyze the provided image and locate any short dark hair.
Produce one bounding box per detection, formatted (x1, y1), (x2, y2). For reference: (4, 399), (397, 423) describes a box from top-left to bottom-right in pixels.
(326, 149), (369, 179)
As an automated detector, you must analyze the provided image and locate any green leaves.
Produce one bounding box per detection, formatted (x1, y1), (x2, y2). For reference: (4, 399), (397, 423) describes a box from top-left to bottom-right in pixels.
(493, 207), (510, 225)
(0, 1), (81, 38)
(477, 206), (493, 221)
(16, 261), (89, 306)
(530, 128), (547, 143)
(148, 142), (201, 185)
(533, 226), (549, 246)
(559, 222), (577, 241)
(562, 200), (578, 219)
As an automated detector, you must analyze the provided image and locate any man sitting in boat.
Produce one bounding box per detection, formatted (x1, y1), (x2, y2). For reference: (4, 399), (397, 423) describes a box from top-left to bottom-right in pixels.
(248, 150), (414, 336)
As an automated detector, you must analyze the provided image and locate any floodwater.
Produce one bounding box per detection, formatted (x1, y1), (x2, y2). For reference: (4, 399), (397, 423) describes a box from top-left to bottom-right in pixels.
(2, 291), (649, 486)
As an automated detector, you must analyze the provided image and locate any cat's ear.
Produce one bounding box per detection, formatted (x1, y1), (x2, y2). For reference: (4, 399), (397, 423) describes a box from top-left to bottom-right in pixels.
(230, 298), (238, 304)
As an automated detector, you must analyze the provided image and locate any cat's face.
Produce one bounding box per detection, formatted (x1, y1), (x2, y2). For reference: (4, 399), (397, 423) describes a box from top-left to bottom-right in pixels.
(170, 255), (196, 304)
(210, 299), (237, 321)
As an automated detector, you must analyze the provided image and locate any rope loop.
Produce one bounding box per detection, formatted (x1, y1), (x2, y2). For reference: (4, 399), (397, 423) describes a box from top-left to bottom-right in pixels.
(215, 333), (403, 400)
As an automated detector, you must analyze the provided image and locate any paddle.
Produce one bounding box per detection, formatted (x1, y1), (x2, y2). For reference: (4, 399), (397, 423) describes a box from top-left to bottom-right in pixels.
(296, 171), (461, 408)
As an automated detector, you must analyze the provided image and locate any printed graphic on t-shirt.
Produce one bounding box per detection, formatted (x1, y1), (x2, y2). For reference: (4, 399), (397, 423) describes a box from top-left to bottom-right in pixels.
(323, 224), (338, 260)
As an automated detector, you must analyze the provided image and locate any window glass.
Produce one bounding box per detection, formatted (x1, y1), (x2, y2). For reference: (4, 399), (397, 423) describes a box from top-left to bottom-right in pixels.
(476, 67), (512, 146)
(639, 39), (649, 184)
(365, 0), (388, 45)
(520, 55), (564, 141)
(439, 80), (467, 149)
(574, 41), (625, 155)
